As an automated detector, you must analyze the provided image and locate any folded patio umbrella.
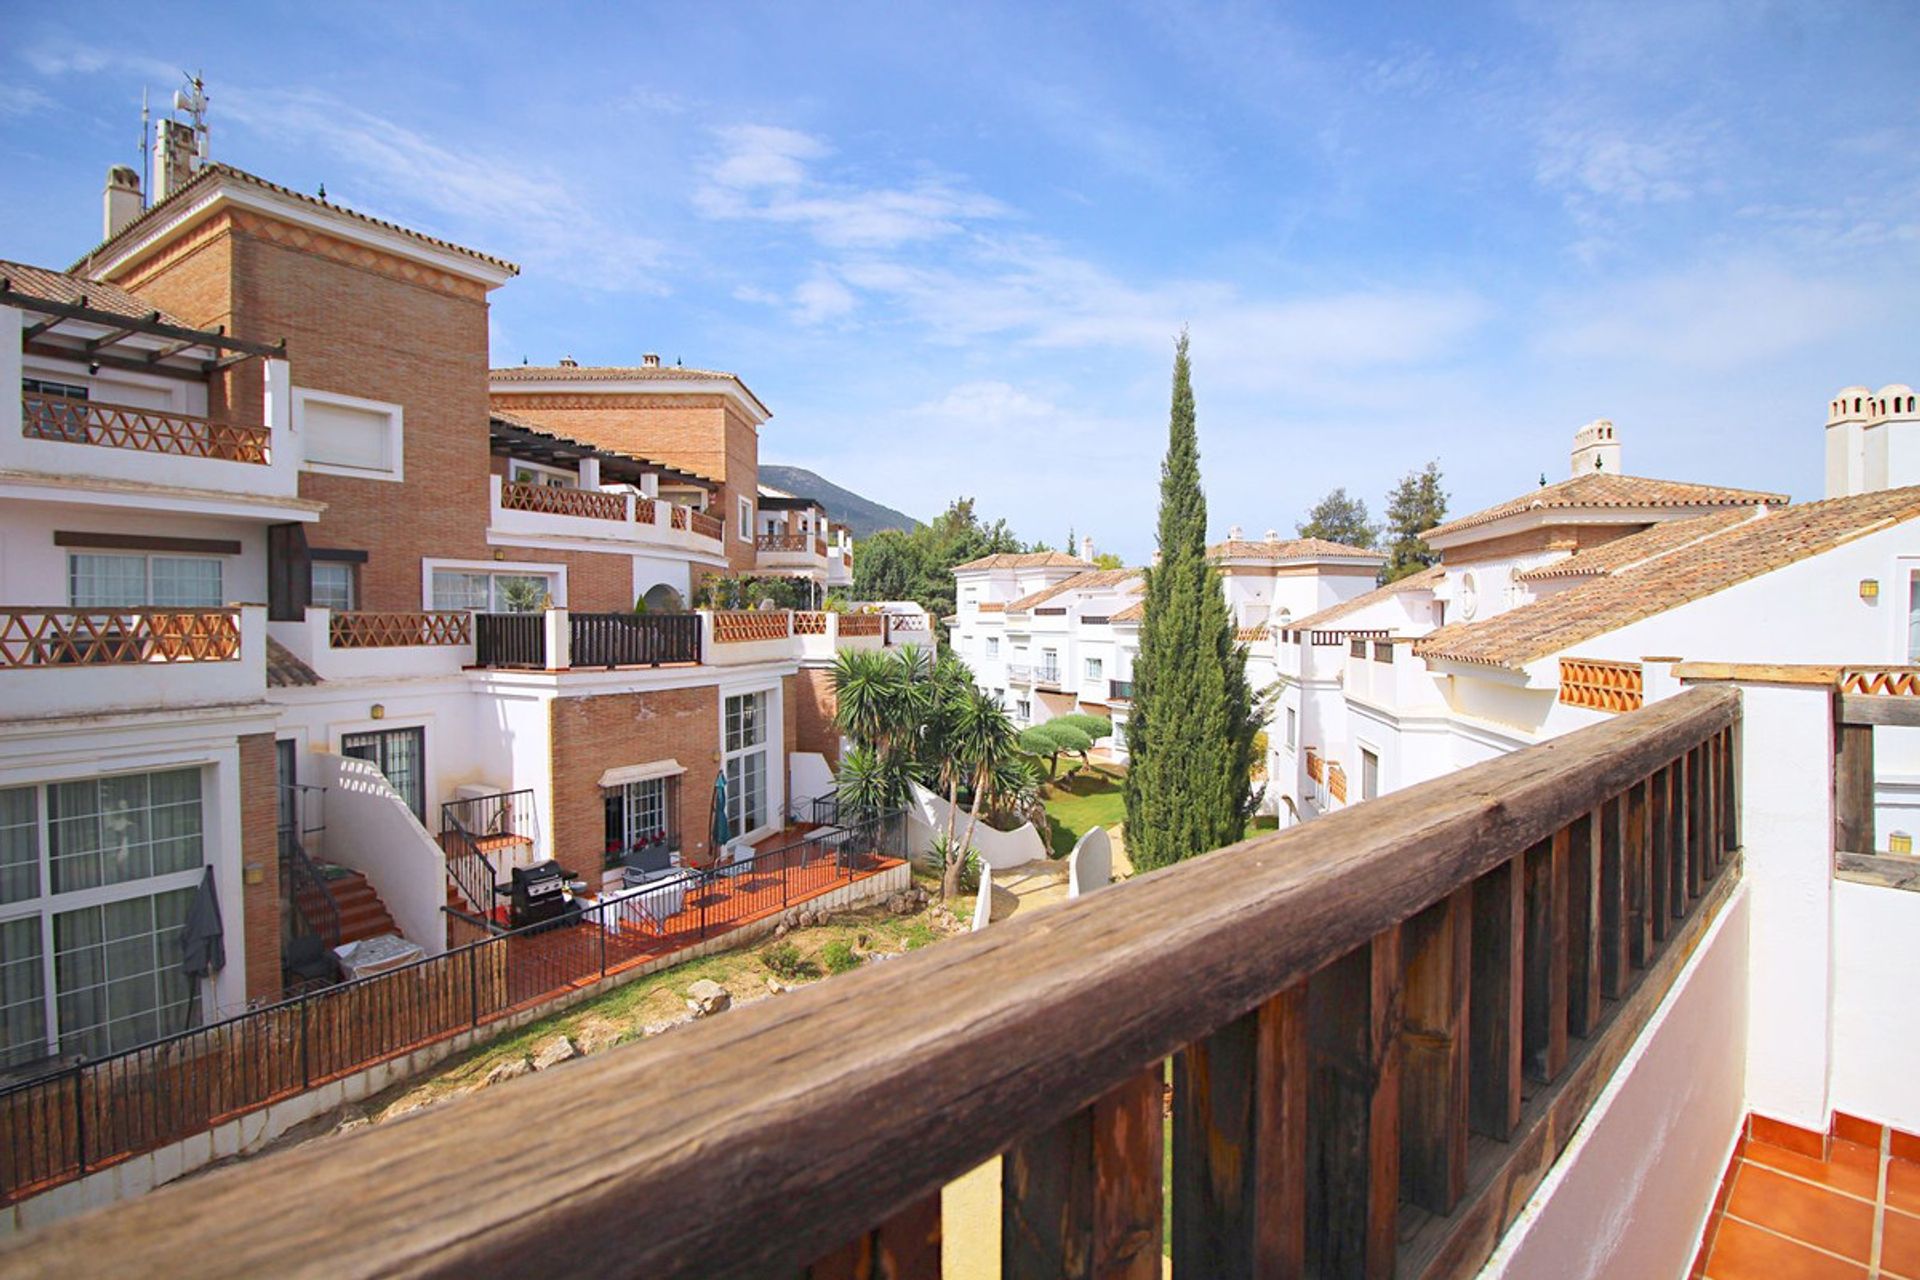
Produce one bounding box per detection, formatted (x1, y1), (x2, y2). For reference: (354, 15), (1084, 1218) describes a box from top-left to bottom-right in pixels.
(180, 865), (225, 979)
(708, 769), (732, 864)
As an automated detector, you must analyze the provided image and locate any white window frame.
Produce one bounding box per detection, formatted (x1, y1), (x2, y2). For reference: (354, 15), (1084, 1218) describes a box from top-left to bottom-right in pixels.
(421, 558), (567, 611)
(67, 551), (226, 608)
(985, 637), (1000, 659)
(738, 496), (754, 542)
(1084, 656), (1103, 682)
(310, 561), (357, 612)
(293, 386), (406, 483)
(0, 767), (210, 1065)
(721, 687), (774, 840)
(508, 459), (576, 488)
(1285, 707), (1297, 751)
(1361, 747), (1380, 802)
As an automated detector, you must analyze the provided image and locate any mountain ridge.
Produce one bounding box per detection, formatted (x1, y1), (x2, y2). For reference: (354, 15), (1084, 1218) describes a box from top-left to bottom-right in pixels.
(758, 464), (920, 539)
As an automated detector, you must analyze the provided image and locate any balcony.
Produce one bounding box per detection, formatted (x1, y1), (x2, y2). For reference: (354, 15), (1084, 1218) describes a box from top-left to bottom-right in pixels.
(272, 608), (474, 681)
(486, 476), (725, 560)
(754, 530), (829, 574)
(15, 688), (1751, 1274)
(1034, 662), (1064, 690)
(0, 604), (265, 718)
(472, 611), (703, 670)
(1108, 678), (1134, 702)
(1007, 662), (1033, 684)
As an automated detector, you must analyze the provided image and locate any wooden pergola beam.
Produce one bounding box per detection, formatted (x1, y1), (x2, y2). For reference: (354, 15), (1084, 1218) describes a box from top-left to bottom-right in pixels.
(0, 286), (283, 357)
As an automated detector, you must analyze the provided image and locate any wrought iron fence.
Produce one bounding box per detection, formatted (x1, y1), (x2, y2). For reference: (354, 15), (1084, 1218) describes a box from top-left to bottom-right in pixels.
(474, 613), (545, 668)
(569, 612), (700, 667)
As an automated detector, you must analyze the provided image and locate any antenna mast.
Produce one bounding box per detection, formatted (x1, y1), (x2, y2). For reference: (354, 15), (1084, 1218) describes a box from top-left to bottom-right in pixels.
(140, 87), (150, 209)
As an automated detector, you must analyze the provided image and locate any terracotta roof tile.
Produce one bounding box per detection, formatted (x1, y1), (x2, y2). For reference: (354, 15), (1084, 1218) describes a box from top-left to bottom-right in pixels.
(72, 163), (518, 277)
(1415, 486), (1920, 668)
(1287, 565), (1444, 633)
(1208, 536), (1384, 561)
(1512, 508), (1764, 582)
(952, 551), (1090, 572)
(492, 364), (743, 384)
(266, 637), (321, 688)
(1006, 569), (1142, 614)
(976, 602), (1006, 613)
(0, 259), (191, 325)
(1112, 600), (1145, 622)
(1424, 473), (1791, 541)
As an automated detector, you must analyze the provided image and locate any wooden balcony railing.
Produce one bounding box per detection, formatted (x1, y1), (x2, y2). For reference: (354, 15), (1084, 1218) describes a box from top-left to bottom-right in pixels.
(836, 613), (884, 637)
(498, 481), (628, 522)
(792, 611), (829, 636)
(1108, 678), (1134, 702)
(327, 611), (472, 648)
(21, 688), (1744, 1276)
(1327, 759), (1348, 803)
(755, 532), (821, 555)
(569, 612), (700, 667)
(634, 497), (657, 525)
(713, 610), (792, 643)
(1306, 747), (1324, 782)
(473, 613), (545, 668)
(21, 393), (270, 465)
(669, 505), (689, 531)
(689, 510), (724, 541)
(0, 608), (240, 667)
(1560, 658), (1645, 713)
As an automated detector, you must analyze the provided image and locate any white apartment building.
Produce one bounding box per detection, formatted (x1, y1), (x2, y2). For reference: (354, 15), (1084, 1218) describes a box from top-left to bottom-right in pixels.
(1272, 399), (1920, 827)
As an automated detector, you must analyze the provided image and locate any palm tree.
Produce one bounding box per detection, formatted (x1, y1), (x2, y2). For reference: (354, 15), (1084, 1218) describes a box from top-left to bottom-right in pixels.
(947, 686), (1020, 900)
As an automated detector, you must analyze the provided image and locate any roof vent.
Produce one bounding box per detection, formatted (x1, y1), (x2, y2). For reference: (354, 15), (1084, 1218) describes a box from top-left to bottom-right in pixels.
(642, 353), (662, 368)
(1264, 529), (1278, 542)
(558, 355), (578, 368)
(1228, 524), (1244, 540)
(103, 165), (142, 240)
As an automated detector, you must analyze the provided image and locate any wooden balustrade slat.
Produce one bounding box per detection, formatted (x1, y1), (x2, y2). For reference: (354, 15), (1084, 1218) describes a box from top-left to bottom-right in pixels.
(1627, 781), (1653, 968)
(1724, 725), (1741, 855)
(1564, 815), (1602, 1039)
(1005, 1065), (1161, 1279)
(1650, 766), (1673, 941)
(1521, 839), (1569, 1084)
(1598, 796), (1628, 1000)
(0, 608), (241, 668)
(1305, 927), (1402, 1279)
(808, 1193), (941, 1279)
(1665, 763), (1688, 925)
(0, 688), (1741, 1280)
(1686, 748), (1706, 900)
(1469, 857), (1524, 1141)
(1400, 889), (1471, 1216)
(21, 393), (270, 464)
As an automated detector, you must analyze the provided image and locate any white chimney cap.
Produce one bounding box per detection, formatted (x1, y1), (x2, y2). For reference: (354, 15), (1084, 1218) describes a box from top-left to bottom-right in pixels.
(1228, 524), (1244, 540)
(558, 355), (579, 368)
(1264, 529), (1278, 542)
(642, 353), (662, 368)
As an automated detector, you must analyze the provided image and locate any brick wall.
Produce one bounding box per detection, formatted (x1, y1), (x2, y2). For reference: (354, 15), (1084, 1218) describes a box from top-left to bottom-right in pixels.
(1440, 522), (1646, 566)
(793, 666), (842, 766)
(237, 733), (283, 1002)
(548, 687), (720, 874)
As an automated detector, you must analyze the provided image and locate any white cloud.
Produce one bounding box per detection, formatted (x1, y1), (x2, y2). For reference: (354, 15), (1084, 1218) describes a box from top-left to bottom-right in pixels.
(707, 124), (828, 189)
(1536, 122), (1702, 206)
(792, 269), (857, 324)
(0, 85), (51, 119)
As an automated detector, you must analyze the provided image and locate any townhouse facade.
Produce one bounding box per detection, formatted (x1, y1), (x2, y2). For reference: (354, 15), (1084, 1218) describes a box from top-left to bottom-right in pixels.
(0, 153), (899, 1076)
(1272, 406), (1920, 827)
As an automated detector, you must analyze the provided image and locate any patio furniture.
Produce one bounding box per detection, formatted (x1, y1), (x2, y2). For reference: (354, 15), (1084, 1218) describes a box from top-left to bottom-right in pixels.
(333, 933), (425, 979)
(507, 860), (582, 931)
(602, 869), (693, 936)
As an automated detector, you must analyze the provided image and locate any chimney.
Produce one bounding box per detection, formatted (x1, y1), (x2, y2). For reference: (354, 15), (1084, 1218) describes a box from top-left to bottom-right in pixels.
(642, 353), (662, 368)
(558, 355), (579, 368)
(103, 165), (142, 240)
(1227, 524), (1244, 540)
(1264, 529), (1278, 542)
(1570, 419), (1623, 477)
(1080, 535), (1095, 564)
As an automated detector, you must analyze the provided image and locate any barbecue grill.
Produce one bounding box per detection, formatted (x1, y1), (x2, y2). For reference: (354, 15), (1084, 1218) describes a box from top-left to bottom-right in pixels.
(508, 860), (582, 930)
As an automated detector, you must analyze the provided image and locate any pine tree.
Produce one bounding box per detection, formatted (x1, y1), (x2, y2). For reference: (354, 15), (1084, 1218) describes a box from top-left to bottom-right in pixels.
(1297, 488), (1378, 548)
(1383, 461), (1449, 582)
(1124, 333), (1261, 871)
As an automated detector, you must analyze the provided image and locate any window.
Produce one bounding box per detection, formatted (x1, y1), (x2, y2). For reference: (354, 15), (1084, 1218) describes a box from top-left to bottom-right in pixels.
(22, 377), (89, 441)
(1286, 707), (1297, 750)
(1085, 657), (1103, 682)
(1361, 749), (1379, 802)
(310, 561), (357, 612)
(724, 691), (770, 836)
(341, 728), (426, 823)
(69, 553), (223, 608)
(985, 637), (1000, 659)
(296, 388), (403, 480)
(737, 496), (754, 541)
(0, 769), (206, 1067)
(431, 569), (552, 613)
(510, 462), (574, 489)
(1016, 699), (1032, 723)
(603, 777), (675, 869)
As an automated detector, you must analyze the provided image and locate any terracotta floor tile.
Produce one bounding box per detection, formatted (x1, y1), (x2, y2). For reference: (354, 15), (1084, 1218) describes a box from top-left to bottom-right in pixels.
(1885, 1207), (1920, 1280)
(1827, 1138), (1879, 1176)
(1725, 1164), (1875, 1263)
(1742, 1141), (1881, 1202)
(1890, 1158), (1920, 1217)
(1703, 1217), (1867, 1280)
(1830, 1112), (1881, 1149)
(1752, 1115), (1828, 1159)
(1892, 1129), (1920, 1165)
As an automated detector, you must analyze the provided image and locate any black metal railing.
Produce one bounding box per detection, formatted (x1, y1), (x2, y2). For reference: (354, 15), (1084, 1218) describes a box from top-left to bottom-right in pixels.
(1108, 678), (1134, 702)
(0, 809), (910, 1206)
(474, 612), (545, 668)
(569, 612), (701, 668)
(439, 790), (534, 918)
(277, 784), (338, 952)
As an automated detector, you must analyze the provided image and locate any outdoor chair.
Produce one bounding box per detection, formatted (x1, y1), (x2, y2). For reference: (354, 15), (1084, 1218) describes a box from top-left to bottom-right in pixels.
(282, 933), (338, 996)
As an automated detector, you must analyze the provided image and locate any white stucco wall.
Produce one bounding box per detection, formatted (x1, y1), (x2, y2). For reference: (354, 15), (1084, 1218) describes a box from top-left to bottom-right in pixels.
(311, 751), (449, 955)
(1830, 879), (1920, 1133)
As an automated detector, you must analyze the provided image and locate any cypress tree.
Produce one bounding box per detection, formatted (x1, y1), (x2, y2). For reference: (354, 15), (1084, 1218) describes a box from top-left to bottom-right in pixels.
(1124, 333), (1261, 870)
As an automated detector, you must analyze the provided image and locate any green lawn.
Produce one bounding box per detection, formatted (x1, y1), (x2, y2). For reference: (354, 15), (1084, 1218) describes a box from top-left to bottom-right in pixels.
(1039, 764), (1127, 857)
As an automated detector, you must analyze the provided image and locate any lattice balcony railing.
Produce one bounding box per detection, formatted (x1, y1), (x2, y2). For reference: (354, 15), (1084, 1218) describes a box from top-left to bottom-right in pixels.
(713, 610), (793, 643)
(328, 611), (473, 648)
(837, 614), (884, 637)
(22, 393), (270, 465)
(1559, 658), (1645, 713)
(1326, 760), (1348, 803)
(756, 533), (814, 553)
(792, 612), (830, 635)
(689, 510), (724, 541)
(0, 608), (241, 668)
(499, 482), (627, 522)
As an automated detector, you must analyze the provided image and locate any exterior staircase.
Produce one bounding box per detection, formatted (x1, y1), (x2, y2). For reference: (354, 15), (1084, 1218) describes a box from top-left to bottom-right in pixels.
(296, 868), (399, 946)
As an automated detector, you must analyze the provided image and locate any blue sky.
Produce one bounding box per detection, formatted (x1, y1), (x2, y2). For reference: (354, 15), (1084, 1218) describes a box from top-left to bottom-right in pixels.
(2, 1), (1916, 561)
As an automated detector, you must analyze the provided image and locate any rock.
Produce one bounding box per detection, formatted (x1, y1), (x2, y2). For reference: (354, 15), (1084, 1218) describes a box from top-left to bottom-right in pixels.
(484, 1055), (534, 1086)
(774, 922), (789, 938)
(529, 1037), (577, 1071)
(687, 978), (731, 1016)
(766, 976), (786, 993)
(380, 1093), (437, 1122)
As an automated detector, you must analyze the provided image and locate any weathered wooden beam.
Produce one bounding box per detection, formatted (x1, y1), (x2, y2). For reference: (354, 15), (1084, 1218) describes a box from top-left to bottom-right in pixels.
(810, 1194), (941, 1279)
(1306, 928), (1402, 1280)
(0, 688), (1742, 1280)
(1650, 765), (1673, 942)
(0, 286), (282, 355)
(1564, 814), (1602, 1038)
(24, 338), (211, 383)
(1627, 780), (1652, 968)
(1838, 694), (1920, 727)
(1172, 992), (1302, 1276)
(1521, 837), (1569, 1083)
(1401, 888), (1471, 1216)
(1834, 718), (1875, 858)
(1598, 795), (1628, 1000)
(84, 315), (156, 353)
(1469, 857), (1524, 1140)
(1007, 1065), (1162, 1279)
(1685, 748), (1704, 901)
(1834, 849), (1920, 892)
